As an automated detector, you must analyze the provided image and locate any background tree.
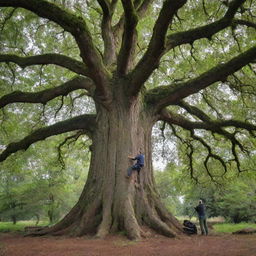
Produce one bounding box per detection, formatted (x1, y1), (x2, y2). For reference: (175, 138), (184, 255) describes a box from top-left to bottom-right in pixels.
(180, 170), (256, 223)
(0, 0), (255, 239)
(154, 163), (184, 216)
(0, 137), (88, 224)
(216, 176), (256, 223)
(163, 151), (256, 222)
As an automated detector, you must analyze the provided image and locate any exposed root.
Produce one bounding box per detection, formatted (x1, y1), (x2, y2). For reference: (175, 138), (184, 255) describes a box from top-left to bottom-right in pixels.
(145, 213), (177, 237)
(25, 198), (102, 237)
(154, 199), (183, 234)
(96, 211), (111, 238)
(123, 197), (142, 240)
(140, 192), (180, 238)
(96, 189), (114, 238)
(74, 199), (102, 236)
(25, 174), (183, 240)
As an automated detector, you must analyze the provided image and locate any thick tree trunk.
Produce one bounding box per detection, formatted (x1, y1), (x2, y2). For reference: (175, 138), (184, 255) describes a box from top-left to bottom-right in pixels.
(29, 95), (183, 239)
(11, 215), (17, 225)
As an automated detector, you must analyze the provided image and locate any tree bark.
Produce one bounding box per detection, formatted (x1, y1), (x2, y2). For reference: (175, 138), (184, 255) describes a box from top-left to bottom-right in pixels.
(29, 92), (183, 239)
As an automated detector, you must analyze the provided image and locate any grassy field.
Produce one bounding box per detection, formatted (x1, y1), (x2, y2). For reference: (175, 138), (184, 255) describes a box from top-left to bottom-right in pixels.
(0, 220), (256, 234)
(213, 222), (256, 233)
(0, 221), (48, 233)
(178, 216), (256, 233)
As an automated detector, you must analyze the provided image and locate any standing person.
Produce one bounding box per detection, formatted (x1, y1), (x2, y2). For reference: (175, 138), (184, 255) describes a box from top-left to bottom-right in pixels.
(127, 151), (144, 178)
(195, 200), (208, 235)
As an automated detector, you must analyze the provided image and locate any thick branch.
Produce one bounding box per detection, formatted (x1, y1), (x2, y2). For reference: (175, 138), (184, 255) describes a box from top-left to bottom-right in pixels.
(159, 109), (215, 131)
(0, 54), (88, 76)
(177, 101), (212, 122)
(0, 0), (85, 34)
(145, 46), (256, 111)
(129, 0), (187, 95)
(0, 114), (96, 162)
(97, 0), (116, 66)
(160, 108), (253, 174)
(112, 0), (153, 59)
(0, 76), (93, 109)
(190, 130), (227, 177)
(136, 0), (153, 17)
(116, 0), (138, 75)
(0, 0), (111, 103)
(159, 108), (256, 134)
(166, 0), (246, 50)
(178, 101), (256, 132)
(232, 19), (256, 29)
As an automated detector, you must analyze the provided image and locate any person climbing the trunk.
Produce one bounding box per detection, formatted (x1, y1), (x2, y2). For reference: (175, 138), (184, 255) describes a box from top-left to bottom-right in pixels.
(127, 151), (144, 178)
(195, 200), (208, 235)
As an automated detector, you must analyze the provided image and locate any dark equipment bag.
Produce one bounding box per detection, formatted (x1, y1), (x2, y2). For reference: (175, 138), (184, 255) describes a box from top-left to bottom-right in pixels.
(183, 220), (197, 235)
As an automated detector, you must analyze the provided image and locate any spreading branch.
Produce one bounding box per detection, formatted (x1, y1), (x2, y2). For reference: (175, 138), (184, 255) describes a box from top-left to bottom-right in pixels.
(190, 130), (227, 178)
(112, 0), (153, 52)
(178, 101), (256, 133)
(97, 0), (116, 66)
(177, 101), (213, 122)
(159, 108), (256, 135)
(145, 46), (256, 112)
(186, 143), (198, 182)
(0, 114), (96, 162)
(159, 108), (254, 176)
(232, 19), (256, 29)
(0, 0), (111, 104)
(129, 0), (187, 95)
(0, 76), (94, 109)
(176, 102), (251, 154)
(135, 0), (154, 17)
(165, 0), (247, 51)
(116, 0), (138, 75)
(57, 130), (88, 169)
(0, 54), (89, 76)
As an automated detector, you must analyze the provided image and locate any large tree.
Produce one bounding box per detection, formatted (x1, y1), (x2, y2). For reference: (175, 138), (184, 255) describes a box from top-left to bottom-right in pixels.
(0, 0), (255, 239)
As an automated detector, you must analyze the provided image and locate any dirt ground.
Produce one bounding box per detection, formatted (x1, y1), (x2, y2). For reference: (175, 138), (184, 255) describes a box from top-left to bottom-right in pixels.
(1, 232), (256, 256)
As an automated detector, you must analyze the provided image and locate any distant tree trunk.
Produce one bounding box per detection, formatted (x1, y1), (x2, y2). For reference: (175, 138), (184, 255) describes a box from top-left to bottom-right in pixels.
(11, 215), (17, 225)
(48, 193), (55, 224)
(33, 93), (183, 239)
(35, 213), (40, 225)
(48, 210), (53, 224)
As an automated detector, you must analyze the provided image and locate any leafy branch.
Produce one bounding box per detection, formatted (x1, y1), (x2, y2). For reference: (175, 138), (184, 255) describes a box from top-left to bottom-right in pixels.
(129, 0), (187, 96)
(165, 0), (247, 51)
(145, 46), (256, 112)
(57, 130), (88, 169)
(0, 114), (96, 162)
(97, 0), (116, 66)
(116, 0), (138, 75)
(0, 76), (94, 108)
(0, 54), (89, 76)
(159, 107), (256, 176)
(0, 0), (111, 105)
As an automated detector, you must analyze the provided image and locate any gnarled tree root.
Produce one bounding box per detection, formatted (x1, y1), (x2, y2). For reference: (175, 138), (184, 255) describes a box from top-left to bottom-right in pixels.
(25, 182), (184, 240)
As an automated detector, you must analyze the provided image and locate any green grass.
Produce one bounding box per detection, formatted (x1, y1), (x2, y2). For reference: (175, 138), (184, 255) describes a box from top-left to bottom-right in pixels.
(0, 221), (48, 233)
(1, 220), (255, 235)
(177, 216), (256, 234)
(213, 222), (256, 233)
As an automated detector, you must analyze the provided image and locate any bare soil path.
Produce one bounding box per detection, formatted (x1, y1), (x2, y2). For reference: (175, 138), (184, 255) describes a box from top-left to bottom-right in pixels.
(1, 233), (256, 256)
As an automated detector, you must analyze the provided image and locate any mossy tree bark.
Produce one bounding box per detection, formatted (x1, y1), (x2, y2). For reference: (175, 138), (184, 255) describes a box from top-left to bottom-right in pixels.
(27, 86), (183, 239)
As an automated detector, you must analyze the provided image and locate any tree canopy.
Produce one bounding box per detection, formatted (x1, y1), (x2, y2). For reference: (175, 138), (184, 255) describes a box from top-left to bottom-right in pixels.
(0, 0), (256, 239)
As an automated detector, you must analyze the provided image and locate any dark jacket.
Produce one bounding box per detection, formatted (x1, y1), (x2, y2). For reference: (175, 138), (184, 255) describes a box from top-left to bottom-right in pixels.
(134, 154), (144, 167)
(195, 203), (206, 217)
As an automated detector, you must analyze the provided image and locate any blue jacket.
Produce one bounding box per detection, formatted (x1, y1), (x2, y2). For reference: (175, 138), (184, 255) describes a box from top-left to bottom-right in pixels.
(134, 154), (144, 167)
